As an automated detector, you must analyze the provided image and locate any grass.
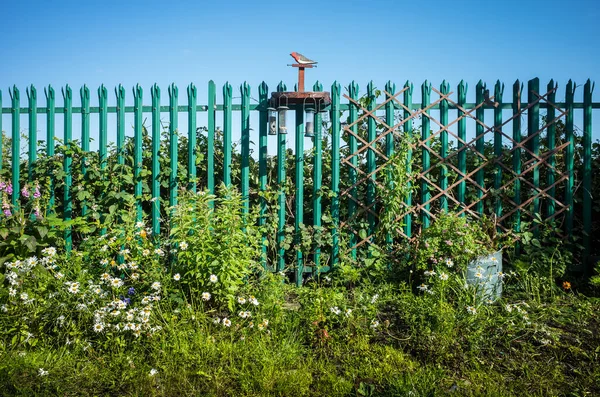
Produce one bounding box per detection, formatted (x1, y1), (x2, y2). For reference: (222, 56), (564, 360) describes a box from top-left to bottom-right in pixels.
(1, 278), (598, 397)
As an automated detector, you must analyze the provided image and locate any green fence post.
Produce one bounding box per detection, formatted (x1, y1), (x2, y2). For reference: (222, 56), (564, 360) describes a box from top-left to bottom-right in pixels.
(583, 79), (594, 268)
(80, 85), (90, 216)
(44, 85), (55, 211)
(98, 85), (108, 171)
(187, 83), (197, 193)
(439, 80), (449, 212)
(241, 82), (251, 216)
(295, 99), (304, 286)
(9, 86), (20, 207)
(26, 85), (37, 182)
(421, 81), (431, 228)
(403, 81), (413, 237)
(115, 85), (125, 166)
(331, 81), (341, 267)
(457, 80), (467, 213)
(366, 81), (377, 236)
(527, 78), (540, 232)
(348, 81), (359, 257)
(565, 80), (575, 237)
(276, 81), (287, 273)
(494, 80), (504, 219)
(385, 80), (396, 246)
(168, 85), (179, 217)
(207, 81), (216, 204)
(512, 80), (523, 236)
(475, 80), (485, 216)
(258, 81), (269, 270)
(62, 85), (73, 251)
(223, 82), (232, 187)
(151, 84), (161, 237)
(133, 84), (143, 222)
(0, 90), (2, 170)
(313, 81), (323, 271)
(546, 80), (557, 218)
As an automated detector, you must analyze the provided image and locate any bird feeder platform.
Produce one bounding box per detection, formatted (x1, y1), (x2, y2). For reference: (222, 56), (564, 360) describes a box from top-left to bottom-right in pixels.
(269, 91), (331, 109)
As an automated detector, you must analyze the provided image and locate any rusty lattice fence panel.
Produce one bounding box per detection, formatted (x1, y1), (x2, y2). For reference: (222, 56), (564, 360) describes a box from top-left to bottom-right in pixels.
(338, 80), (571, 256)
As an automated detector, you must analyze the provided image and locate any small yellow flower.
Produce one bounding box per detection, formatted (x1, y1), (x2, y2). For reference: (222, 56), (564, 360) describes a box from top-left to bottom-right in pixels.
(139, 230), (147, 239)
(562, 281), (571, 290)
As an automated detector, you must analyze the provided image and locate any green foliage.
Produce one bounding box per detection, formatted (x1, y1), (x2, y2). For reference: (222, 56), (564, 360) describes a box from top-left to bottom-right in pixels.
(591, 261), (600, 288)
(410, 212), (494, 273)
(511, 215), (573, 279)
(170, 185), (262, 310)
(0, 179), (65, 265)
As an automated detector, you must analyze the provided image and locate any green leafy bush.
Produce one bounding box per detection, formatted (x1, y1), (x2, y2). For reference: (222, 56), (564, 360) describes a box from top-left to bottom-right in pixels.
(511, 215), (573, 279)
(411, 212), (494, 272)
(0, 178), (63, 265)
(170, 185), (262, 311)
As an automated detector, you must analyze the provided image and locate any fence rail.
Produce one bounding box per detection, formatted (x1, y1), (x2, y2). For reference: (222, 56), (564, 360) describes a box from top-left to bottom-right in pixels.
(0, 78), (597, 284)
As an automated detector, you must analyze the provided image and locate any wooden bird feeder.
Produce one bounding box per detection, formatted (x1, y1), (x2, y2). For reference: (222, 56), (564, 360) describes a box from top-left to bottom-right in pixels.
(269, 62), (331, 109)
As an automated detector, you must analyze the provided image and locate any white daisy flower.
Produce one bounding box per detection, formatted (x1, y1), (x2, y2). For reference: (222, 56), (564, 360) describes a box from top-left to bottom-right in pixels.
(93, 323), (105, 332)
(209, 274), (218, 283)
(68, 282), (80, 294)
(173, 273), (181, 281)
(110, 278), (124, 288)
(202, 292), (211, 301)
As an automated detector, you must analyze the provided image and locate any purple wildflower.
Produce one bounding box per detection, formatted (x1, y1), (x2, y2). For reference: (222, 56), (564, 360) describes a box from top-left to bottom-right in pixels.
(6, 184), (13, 195)
(21, 187), (30, 199)
(2, 202), (10, 217)
(128, 287), (135, 296)
(33, 185), (41, 199)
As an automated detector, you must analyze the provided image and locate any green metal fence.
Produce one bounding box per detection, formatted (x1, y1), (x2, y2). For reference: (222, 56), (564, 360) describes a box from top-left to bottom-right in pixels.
(0, 79), (597, 282)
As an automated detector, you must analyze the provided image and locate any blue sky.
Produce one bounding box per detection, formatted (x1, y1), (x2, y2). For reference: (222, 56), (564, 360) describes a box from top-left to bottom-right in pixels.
(1, 0), (599, 148)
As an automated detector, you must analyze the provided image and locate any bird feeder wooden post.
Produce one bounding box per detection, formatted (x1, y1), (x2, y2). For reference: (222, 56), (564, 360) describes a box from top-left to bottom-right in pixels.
(291, 63), (313, 93)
